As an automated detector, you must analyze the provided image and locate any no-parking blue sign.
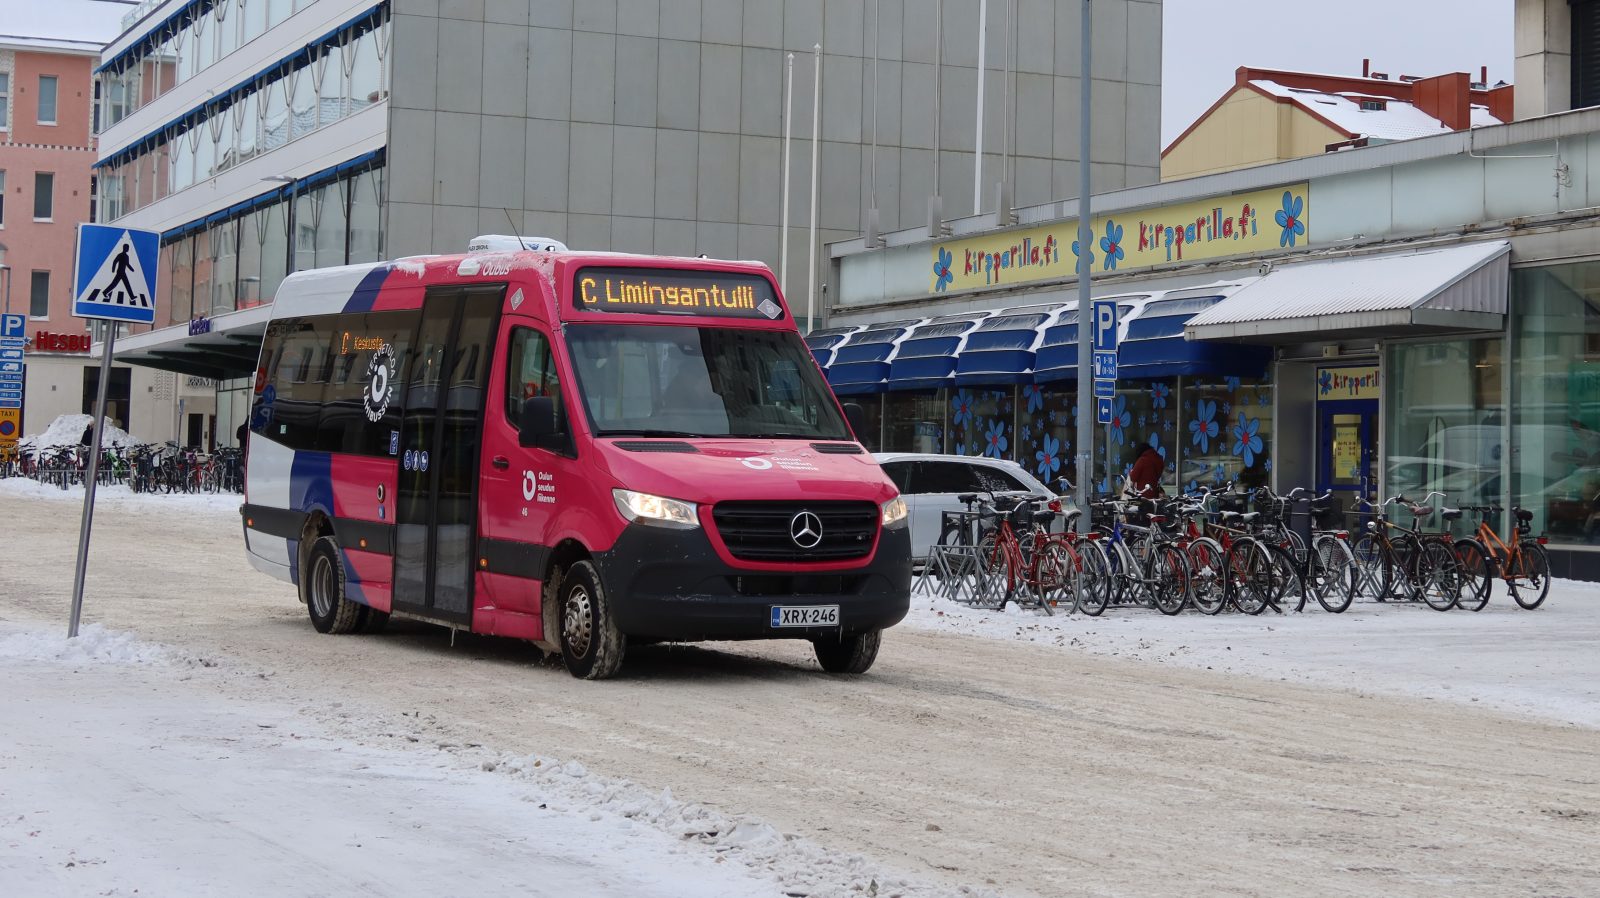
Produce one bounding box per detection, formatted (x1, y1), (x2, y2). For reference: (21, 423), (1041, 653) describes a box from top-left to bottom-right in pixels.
(74, 224), (160, 323)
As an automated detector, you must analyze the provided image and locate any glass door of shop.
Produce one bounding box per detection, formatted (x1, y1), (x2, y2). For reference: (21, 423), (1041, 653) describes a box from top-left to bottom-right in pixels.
(1318, 400), (1378, 510)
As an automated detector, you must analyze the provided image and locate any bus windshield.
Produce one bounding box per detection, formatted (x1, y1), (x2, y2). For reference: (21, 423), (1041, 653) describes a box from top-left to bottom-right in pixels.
(566, 324), (852, 440)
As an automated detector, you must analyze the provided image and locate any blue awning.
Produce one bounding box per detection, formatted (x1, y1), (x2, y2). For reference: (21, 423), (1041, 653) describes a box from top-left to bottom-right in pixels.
(1119, 295), (1270, 378)
(954, 304), (1065, 385)
(1032, 313), (1083, 384)
(887, 317), (984, 390)
(824, 323), (914, 395)
(804, 326), (860, 370)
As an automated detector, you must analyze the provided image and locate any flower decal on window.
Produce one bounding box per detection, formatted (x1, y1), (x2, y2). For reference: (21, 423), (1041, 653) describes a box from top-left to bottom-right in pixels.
(1022, 383), (1044, 414)
(933, 247), (954, 292)
(1109, 395), (1132, 447)
(1189, 399), (1219, 453)
(1317, 370), (1333, 396)
(1148, 432), (1165, 460)
(1035, 433), (1062, 479)
(1231, 414), (1264, 467)
(1150, 382), (1170, 409)
(1275, 190), (1306, 248)
(983, 419), (1009, 459)
(1099, 220), (1125, 271)
(951, 389), (974, 427)
(1225, 376), (1241, 392)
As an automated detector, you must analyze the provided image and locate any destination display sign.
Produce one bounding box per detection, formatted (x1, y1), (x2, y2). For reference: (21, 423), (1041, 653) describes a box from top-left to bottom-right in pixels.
(575, 268), (785, 320)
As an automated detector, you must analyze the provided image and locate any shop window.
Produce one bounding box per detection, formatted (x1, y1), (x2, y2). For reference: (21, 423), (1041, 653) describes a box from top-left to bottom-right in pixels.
(1388, 338), (1502, 538)
(1020, 385), (1077, 493)
(884, 390), (945, 453)
(1512, 264), (1600, 546)
(950, 388), (1012, 460)
(1180, 375), (1274, 494)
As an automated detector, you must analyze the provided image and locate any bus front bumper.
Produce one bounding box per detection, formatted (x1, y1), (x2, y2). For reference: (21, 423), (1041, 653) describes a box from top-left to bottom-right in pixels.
(593, 524), (912, 642)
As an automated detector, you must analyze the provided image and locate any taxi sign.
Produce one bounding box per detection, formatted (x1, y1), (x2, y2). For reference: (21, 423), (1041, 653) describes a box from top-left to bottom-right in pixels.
(74, 224), (160, 323)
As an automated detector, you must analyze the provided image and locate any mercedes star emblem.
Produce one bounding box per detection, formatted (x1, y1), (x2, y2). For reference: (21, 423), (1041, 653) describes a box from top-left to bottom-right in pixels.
(789, 511), (824, 549)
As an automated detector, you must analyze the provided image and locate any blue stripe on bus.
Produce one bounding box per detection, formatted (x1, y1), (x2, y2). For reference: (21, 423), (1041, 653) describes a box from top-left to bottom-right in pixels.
(290, 452), (335, 519)
(344, 264), (393, 314)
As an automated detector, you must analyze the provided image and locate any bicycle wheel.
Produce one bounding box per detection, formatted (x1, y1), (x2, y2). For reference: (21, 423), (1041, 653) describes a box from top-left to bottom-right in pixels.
(1509, 541), (1552, 610)
(1415, 539), (1462, 611)
(1350, 532), (1391, 602)
(1309, 534), (1356, 614)
(1032, 542), (1071, 614)
(1453, 539), (1493, 612)
(1186, 537), (1227, 615)
(1147, 543), (1191, 615)
(1225, 539), (1271, 615)
(1071, 540), (1111, 615)
(1260, 542), (1301, 612)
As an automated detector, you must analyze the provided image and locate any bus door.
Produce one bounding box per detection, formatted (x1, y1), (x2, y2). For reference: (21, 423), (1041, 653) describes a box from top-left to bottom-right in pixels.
(391, 284), (505, 622)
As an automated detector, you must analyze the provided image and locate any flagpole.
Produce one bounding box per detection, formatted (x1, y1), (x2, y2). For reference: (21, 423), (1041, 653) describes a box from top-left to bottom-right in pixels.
(779, 51), (795, 297)
(807, 43), (822, 334)
(973, 0), (987, 215)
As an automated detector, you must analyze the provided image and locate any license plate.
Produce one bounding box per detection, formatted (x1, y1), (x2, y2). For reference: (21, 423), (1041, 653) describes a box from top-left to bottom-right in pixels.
(770, 605), (840, 628)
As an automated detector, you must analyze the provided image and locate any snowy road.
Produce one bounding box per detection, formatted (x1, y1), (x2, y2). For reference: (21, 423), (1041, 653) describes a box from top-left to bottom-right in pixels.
(2, 482), (1599, 897)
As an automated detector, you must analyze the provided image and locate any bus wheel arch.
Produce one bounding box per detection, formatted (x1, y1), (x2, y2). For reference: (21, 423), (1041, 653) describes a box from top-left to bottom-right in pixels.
(542, 540), (625, 679)
(295, 512), (335, 607)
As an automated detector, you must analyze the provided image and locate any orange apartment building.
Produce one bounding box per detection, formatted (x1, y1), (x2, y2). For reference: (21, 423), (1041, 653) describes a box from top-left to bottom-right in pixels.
(0, 0), (176, 442)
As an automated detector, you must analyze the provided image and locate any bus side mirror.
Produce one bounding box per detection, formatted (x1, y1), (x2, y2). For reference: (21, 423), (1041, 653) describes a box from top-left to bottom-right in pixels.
(842, 402), (867, 440)
(518, 397), (558, 449)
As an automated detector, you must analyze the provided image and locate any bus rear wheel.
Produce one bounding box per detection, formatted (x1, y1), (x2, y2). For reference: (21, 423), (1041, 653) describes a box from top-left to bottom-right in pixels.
(813, 629), (882, 674)
(305, 536), (363, 634)
(558, 561), (626, 680)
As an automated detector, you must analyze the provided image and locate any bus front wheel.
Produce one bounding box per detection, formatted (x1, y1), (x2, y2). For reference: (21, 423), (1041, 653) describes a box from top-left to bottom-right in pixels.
(558, 561), (626, 680)
(813, 629), (881, 674)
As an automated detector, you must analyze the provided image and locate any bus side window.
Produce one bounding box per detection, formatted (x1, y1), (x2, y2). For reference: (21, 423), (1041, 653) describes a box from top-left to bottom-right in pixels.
(506, 328), (567, 441)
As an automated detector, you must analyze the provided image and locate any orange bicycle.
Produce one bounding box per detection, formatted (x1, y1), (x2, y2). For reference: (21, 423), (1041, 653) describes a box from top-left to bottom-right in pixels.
(1454, 506), (1551, 611)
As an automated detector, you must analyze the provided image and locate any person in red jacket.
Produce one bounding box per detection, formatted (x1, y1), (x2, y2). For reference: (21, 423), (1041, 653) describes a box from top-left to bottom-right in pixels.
(1126, 441), (1166, 500)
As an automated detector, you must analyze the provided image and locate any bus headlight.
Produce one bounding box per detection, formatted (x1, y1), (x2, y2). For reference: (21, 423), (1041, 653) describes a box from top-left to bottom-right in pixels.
(881, 496), (909, 528)
(613, 489), (700, 528)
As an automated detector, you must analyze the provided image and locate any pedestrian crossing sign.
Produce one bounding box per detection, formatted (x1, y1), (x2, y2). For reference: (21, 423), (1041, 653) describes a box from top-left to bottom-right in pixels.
(74, 224), (160, 324)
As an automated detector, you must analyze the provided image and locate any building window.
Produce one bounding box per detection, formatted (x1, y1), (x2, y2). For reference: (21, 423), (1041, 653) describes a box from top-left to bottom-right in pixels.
(38, 75), (58, 125)
(1576, 0), (1600, 110)
(30, 271), (50, 319)
(0, 170), (6, 226)
(34, 172), (54, 220)
(1388, 338), (1503, 539)
(0, 73), (9, 130)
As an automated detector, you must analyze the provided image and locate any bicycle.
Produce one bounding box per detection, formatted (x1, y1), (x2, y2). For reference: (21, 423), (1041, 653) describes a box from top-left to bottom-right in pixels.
(1259, 487), (1357, 613)
(1454, 505), (1552, 611)
(1350, 493), (1463, 611)
(1091, 493), (1192, 616)
(973, 495), (1072, 613)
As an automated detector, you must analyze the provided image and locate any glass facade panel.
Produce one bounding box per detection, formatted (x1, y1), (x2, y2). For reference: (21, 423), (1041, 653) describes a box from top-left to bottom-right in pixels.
(1180, 376), (1274, 493)
(1512, 263), (1600, 545)
(259, 198), (288, 301)
(192, 228), (213, 321)
(210, 219), (238, 315)
(884, 390), (945, 453)
(347, 168), (382, 264)
(950, 388), (1013, 460)
(316, 182), (347, 268)
(1388, 338), (1503, 538)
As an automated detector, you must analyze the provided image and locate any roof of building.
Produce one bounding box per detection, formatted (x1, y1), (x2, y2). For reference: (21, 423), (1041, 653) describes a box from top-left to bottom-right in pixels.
(1164, 66), (1514, 157)
(1250, 78), (1503, 143)
(0, 0), (136, 55)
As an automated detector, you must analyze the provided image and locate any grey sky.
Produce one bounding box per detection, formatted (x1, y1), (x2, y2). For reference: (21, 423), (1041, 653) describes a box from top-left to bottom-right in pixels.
(1161, 0), (1515, 147)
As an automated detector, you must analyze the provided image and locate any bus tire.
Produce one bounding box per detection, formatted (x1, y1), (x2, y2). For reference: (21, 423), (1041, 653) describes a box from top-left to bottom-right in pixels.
(305, 536), (363, 634)
(813, 628), (881, 674)
(557, 561), (625, 680)
(357, 606), (391, 634)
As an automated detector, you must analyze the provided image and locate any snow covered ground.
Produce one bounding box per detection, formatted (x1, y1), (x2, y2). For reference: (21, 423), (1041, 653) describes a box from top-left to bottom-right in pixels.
(0, 476), (242, 513)
(0, 623), (979, 898)
(904, 579), (1600, 728)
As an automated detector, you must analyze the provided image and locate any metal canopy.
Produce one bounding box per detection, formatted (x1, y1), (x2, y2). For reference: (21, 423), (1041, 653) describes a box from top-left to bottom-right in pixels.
(1184, 240), (1510, 343)
(111, 304), (273, 380)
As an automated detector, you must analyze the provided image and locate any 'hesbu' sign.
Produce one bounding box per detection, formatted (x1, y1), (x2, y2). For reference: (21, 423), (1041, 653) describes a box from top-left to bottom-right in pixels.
(31, 331), (92, 353)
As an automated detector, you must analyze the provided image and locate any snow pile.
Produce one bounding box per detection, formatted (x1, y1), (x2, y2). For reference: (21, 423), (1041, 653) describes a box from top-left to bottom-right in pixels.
(0, 477), (243, 512)
(0, 623), (167, 665)
(24, 413), (138, 449)
(477, 753), (997, 898)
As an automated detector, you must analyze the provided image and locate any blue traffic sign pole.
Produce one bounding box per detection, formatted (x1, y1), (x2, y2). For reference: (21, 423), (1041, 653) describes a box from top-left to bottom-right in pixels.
(68, 224), (160, 639)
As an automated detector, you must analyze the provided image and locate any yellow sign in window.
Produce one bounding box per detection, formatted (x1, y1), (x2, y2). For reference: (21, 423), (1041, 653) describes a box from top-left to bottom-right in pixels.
(1330, 414), (1363, 485)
